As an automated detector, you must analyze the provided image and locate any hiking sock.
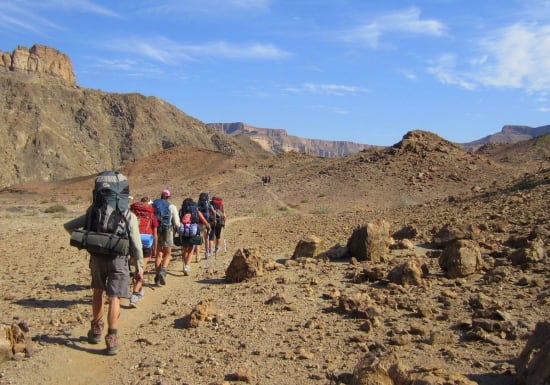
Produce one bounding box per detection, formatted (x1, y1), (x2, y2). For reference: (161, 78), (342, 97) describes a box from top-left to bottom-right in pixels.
(108, 329), (118, 335)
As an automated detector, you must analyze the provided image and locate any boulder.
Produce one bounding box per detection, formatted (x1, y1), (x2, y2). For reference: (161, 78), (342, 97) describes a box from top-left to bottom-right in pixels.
(387, 258), (426, 286)
(510, 237), (545, 266)
(516, 321), (550, 385)
(225, 248), (263, 283)
(292, 235), (324, 259)
(439, 239), (482, 278)
(347, 219), (391, 262)
(186, 300), (216, 328)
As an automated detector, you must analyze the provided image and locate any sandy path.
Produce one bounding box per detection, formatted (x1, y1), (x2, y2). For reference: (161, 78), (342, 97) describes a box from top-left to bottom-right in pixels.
(14, 244), (231, 385)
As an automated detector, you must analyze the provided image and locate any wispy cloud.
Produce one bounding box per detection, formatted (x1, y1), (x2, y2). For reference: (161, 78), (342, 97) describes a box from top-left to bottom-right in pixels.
(137, 0), (270, 16)
(104, 37), (291, 63)
(0, 1), (63, 34)
(42, 0), (119, 17)
(338, 7), (446, 48)
(286, 83), (368, 96)
(429, 23), (550, 93)
(0, 0), (118, 35)
(427, 53), (477, 90)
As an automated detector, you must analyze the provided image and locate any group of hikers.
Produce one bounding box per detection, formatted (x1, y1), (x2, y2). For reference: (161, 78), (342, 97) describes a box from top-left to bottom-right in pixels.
(64, 171), (226, 355)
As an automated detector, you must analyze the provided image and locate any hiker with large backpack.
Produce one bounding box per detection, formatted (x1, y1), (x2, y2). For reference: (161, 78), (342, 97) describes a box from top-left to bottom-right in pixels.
(178, 197), (210, 275)
(208, 195), (226, 256)
(128, 196), (158, 307)
(152, 189), (181, 286)
(196, 192), (215, 260)
(64, 170), (143, 355)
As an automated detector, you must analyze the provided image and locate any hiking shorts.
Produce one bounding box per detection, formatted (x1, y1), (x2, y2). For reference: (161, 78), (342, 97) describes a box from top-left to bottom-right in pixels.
(158, 227), (175, 248)
(143, 246), (152, 258)
(89, 254), (130, 298)
(208, 224), (223, 240)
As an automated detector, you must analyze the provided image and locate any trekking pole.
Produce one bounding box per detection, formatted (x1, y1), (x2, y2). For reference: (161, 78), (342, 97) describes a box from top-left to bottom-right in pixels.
(205, 228), (211, 269)
(224, 238), (227, 253)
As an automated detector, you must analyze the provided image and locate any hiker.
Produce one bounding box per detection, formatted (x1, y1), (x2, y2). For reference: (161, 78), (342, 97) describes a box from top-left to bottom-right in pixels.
(178, 197), (210, 275)
(129, 196), (158, 307)
(152, 189), (180, 286)
(64, 171), (143, 355)
(197, 192), (214, 259)
(208, 195), (226, 255)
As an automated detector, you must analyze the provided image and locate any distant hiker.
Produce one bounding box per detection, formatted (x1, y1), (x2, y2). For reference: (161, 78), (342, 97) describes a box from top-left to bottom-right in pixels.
(178, 197), (210, 275)
(208, 195), (226, 255)
(129, 196), (158, 307)
(152, 189), (181, 286)
(64, 171), (143, 356)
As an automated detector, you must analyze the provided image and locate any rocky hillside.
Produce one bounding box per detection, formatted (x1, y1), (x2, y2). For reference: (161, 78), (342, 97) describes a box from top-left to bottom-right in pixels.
(207, 122), (372, 157)
(0, 45), (251, 188)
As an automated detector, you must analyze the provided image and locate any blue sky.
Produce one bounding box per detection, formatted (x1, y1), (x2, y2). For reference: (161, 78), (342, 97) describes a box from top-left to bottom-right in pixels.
(2, 0), (550, 146)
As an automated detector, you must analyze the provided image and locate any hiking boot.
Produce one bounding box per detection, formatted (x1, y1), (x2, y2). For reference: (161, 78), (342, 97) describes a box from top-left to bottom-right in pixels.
(129, 292), (140, 308)
(154, 274), (160, 286)
(158, 267), (167, 285)
(214, 246), (220, 253)
(183, 264), (191, 276)
(87, 319), (104, 344)
(104, 333), (119, 355)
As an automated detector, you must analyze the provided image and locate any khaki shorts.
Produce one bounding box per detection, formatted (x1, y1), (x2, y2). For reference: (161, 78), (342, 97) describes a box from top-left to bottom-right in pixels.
(90, 254), (130, 298)
(158, 227), (175, 247)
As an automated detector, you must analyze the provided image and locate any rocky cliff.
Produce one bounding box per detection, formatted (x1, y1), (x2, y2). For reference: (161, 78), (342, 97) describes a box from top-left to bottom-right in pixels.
(0, 45), (249, 188)
(0, 44), (75, 84)
(206, 122), (371, 157)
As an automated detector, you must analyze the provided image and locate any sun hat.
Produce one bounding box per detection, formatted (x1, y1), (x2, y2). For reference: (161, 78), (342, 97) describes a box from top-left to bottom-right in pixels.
(161, 188), (171, 198)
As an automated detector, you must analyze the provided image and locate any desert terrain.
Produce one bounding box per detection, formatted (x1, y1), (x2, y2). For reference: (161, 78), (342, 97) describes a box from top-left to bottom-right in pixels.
(0, 130), (548, 385)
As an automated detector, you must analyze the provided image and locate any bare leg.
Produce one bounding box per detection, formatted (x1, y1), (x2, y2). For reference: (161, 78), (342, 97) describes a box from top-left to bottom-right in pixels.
(92, 288), (105, 321)
(107, 296), (121, 329)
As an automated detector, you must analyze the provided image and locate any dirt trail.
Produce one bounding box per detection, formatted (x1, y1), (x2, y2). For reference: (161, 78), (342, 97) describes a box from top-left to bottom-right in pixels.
(14, 243), (232, 385)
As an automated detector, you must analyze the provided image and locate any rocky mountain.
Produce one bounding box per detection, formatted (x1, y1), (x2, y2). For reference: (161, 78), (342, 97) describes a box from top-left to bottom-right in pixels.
(1, 44), (546, 189)
(0, 44), (248, 189)
(462, 124), (550, 151)
(206, 122), (373, 156)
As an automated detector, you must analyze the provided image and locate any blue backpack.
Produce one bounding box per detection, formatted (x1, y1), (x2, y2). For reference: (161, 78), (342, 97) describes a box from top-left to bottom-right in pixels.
(152, 198), (171, 232)
(198, 192), (211, 221)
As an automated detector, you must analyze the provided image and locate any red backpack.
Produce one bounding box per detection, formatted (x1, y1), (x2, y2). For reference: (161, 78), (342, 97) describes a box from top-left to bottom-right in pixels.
(211, 196), (225, 225)
(130, 201), (154, 235)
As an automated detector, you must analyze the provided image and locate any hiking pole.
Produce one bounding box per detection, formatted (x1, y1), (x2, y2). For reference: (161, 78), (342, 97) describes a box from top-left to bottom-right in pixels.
(224, 238), (227, 253)
(205, 228), (211, 269)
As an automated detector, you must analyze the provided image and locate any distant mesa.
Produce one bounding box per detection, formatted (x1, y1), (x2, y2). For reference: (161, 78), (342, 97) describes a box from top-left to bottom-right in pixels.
(206, 122), (372, 157)
(461, 125), (550, 151)
(0, 44), (76, 84)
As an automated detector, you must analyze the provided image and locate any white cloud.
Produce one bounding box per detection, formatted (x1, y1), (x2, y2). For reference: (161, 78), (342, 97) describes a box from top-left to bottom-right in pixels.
(429, 23), (550, 93)
(46, 0), (119, 17)
(104, 37), (291, 63)
(0, 1), (63, 33)
(475, 23), (550, 91)
(137, 0), (270, 16)
(339, 7), (446, 48)
(286, 83), (368, 96)
(427, 53), (477, 90)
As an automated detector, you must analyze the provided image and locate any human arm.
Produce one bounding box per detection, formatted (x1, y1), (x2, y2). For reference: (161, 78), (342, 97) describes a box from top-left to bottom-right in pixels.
(198, 211), (210, 231)
(170, 204), (181, 228)
(128, 213), (144, 275)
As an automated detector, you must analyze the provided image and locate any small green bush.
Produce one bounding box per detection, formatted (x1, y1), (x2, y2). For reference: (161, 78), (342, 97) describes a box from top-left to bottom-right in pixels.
(45, 204), (67, 213)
